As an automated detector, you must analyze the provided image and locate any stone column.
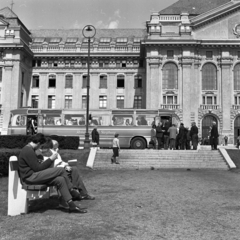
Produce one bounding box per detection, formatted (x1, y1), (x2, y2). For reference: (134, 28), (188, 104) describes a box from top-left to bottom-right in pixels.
(56, 73), (65, 108)
(39, 73), (48, 108)
(73, 73), (82, 108)
(108, 73), (116, 109)
(125, 72), (134, 108)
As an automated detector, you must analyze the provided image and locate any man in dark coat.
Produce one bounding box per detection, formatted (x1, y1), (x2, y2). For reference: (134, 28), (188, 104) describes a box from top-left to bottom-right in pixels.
(156, 122), (164, 149)
(178, 123), (186, 150)
(190, 122), (198, 150)
(91, 126), (100, 148)
(210, 121), (219, 150)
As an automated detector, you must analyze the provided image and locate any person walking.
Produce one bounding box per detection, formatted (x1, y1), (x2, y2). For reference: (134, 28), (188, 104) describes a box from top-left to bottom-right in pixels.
(168, 124), (178, 150)
(210, 121), (219, 150)
(91, 126), (100, 149)
(163, 120), (170, 149)
(150, 124), (157, 149)
(190, 122), (198, 150)
(178, 123), (186, 150)
(111, 133), (120, 164)
(156, 122), (164, 149)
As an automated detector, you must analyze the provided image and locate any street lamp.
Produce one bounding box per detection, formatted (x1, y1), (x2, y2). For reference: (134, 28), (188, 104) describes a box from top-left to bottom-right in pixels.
(82, 25), (96, 149)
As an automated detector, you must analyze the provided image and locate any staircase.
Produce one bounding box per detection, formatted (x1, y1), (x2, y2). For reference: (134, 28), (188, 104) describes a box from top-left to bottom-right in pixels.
(93, 149), (229, 170)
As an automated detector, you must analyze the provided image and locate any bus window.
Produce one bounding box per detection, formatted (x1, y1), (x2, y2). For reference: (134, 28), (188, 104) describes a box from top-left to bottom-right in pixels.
(43, 114), (61, 126)
(112, 115), (133, 126)
(136, 115), (154, 126)
(12, 114), (27, 126)
(89, 115), (110, 126)
(64, 114), (85, 126)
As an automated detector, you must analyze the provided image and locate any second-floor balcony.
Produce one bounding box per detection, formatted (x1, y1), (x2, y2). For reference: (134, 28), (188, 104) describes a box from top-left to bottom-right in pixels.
(160, 104), (180, 110)
(232, 105), (240, 110)
(200, 105), (219, 110)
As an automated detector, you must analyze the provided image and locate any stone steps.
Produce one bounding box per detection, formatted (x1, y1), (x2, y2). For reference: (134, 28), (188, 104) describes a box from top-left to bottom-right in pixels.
(93, 149), (229, 170)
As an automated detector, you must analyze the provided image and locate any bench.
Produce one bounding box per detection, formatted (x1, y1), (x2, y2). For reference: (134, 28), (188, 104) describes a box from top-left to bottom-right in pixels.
(8, 156), (57, 216)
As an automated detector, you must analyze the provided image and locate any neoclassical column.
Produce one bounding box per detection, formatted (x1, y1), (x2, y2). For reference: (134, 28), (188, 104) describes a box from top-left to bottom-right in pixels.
(56, 73), (65, 108)
(107, 73), (116, 109)
(38, 73), (48, 108)
(125, 72), (134, 108)
(146, 57), (161, 109)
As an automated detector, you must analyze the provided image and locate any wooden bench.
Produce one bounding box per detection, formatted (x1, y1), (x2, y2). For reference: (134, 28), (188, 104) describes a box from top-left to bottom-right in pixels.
(8, 156), (57, 216)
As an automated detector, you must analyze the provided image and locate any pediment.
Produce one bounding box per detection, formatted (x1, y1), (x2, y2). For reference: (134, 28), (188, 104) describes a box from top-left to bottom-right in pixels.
(0, 18), (8, 27)
(191, 2), (240, 39)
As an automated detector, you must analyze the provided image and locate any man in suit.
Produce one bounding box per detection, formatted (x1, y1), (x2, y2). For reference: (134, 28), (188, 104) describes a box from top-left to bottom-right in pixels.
(210, 121), (219, 150)
(156, 122), (164, 149)
(168, 124), (178, 150)
(190, 122), (198, 150)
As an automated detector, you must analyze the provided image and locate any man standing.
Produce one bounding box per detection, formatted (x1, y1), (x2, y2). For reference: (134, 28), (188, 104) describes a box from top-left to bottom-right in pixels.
(163, 120), (170, 149)
(18, 133), (87, 214)
(210, 121), (219, 150)
(156, 122), (164, 149)
(150, 124), (157, 149)
(168, 124), (178, 150)
(190, 122), (198, 150)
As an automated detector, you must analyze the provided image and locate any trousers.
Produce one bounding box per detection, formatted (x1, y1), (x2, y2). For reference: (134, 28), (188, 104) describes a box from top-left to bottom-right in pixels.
(70, 166), (88, 195)
(25, 167), (73, 202)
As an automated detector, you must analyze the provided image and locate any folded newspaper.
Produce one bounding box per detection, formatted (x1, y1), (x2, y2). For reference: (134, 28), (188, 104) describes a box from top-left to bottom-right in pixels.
(67, 159), (77, 166)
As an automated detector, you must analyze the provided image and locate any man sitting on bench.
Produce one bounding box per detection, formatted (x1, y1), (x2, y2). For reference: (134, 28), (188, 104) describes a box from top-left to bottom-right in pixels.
(18, 133), (87, 214)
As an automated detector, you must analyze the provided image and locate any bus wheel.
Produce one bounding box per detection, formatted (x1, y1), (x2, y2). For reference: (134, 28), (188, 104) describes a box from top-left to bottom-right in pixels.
(131, 137), (146, 149)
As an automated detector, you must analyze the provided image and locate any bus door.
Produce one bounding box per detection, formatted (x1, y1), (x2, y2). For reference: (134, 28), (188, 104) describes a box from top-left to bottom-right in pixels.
(26, 115), (38, 135)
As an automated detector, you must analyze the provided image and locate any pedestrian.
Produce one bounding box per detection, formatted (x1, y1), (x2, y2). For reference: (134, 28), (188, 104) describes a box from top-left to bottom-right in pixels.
(156, 122), (164, 149)
(185, 127), (191, 150)
(168, 124), (178, 150)
(210, 121), (219, 150)
(150, 124), (157, 149)
(163, 120), (170, 149)
(18, 133), (87, 214)
(111, 133), (120, 164)
(178, 123), (186, 150)
(190, 122), (198, 150)
(91, 126), (100, 149)
(224, 135), (228, 146)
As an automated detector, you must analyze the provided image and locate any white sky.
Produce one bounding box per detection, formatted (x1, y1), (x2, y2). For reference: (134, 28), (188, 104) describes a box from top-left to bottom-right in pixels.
(1, 0), (178, 30)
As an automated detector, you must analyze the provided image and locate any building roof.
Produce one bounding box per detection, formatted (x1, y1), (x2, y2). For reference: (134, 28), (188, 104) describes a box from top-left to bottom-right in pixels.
(0, 7), (18, 18)
(30, 29), (147, 42)
(159, 0), (231, 15)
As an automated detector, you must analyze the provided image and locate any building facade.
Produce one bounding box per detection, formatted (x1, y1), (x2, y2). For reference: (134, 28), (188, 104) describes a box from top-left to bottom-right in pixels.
(0, 0), (240, 144)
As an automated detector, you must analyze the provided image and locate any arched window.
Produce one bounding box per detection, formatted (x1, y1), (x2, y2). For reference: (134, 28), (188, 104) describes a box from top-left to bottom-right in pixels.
(234, 63), (240, 90)
(162, 63), (178, 89)
(202, 63), (217, 90)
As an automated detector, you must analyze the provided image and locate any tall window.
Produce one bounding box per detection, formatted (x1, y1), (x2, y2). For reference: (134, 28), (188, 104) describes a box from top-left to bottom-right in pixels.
(163, 95), (178, 105)
(133, 96), (142, 109)
(134, 75), (142, 88)
(202, 95), (217, 105)
(65, 75), (73, 88)
(0, 67), (2, 82)
(32, 75), (39, 88)
(99, 96), (107, 109)
(117, 96), (124, 108)
(48, 75), (56, 88)
(48, 95), (56, 109)
(167, 50), (174, 59)
(117, 75), (125, 88)
(82, 75), (87, 88)
(162, 63), (178, 89)
(206, 51), (213, 59)
(65, 95), (72, 108)
(82, 96), (87, 109)
(100, 75), (107, 89)
(32, 95), (39, 108)
(234, 64), (240, 90)
(202, 63), (217, 90)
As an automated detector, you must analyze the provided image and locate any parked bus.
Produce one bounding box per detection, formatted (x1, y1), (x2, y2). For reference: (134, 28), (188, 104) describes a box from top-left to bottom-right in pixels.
(8, 108), (180, 149)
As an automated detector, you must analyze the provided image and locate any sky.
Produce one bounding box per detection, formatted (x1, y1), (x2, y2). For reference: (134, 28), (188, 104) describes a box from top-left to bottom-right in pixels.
(1, 0), (178, 30)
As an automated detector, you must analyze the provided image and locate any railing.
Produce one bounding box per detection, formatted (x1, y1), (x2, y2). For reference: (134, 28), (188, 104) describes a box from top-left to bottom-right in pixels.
(232, 105), (240, 110)
(160, 104), (180, 110)
(200, 105), (219, 110)
(98, 47), (111, 51)
(31, 47), (43, 52)
(63, 47), (77, 52)
(47, 46), (60, 51)
(115, 47), (128, 52)
(160, 15), (181, 21)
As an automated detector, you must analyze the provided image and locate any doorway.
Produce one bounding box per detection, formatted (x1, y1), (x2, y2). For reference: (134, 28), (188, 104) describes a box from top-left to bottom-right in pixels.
(234, 116), (240, 144)
(202, 115), (218, 145)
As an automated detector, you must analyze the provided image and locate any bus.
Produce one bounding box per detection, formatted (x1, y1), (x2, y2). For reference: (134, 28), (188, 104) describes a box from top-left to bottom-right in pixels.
(8, 108), (180, 149)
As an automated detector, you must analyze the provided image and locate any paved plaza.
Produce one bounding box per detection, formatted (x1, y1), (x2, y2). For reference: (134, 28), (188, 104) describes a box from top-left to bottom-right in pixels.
(1, 168), (240, 240)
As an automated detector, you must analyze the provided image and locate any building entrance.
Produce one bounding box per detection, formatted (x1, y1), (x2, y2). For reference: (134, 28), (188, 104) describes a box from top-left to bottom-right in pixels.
(202, 115), (217, 145)
(234, 116), (240, 144)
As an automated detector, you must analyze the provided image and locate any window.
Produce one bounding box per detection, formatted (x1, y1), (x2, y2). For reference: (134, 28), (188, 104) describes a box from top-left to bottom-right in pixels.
(134, 75), (142, 88)
(202, 95), (217, 105)
(167, 50), (174, 58)
(206, 51), (213, 59)
(134, 96), (142, 109)
(100, 75), (107, 89)
(53, 61), (58, 67)
(48, 95), (56, 109)
(99, 96), (107, 109)
(234, 64), (240, 90)
(122, 61), (126, 68)
(163, 95), (178, 104)
(65, 75), (73, 88)
(162, 63), (178, 89)
(202, 63), (217, 90)
(37, 60), (41, 67)
(117, 96), (124, 108)
(82, 96), (87, 109)
(22, 72), (24, 86)
(139, 60), (144, 68)
(82, 75), (87, 88)
(238, 51), (240, 59)
(0, 67), (2, 83)
(48, 75), (56, 88)
(235, 95), (240, 105)
(32, 75), (39, 88)
(117, 75), (125, 88)
(31, 95), (39, 108)
(65, 95), (72, 109)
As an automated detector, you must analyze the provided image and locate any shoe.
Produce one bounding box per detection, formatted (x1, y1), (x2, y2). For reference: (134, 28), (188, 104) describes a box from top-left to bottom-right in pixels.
(70, 189), (81, 201)
(80, 194), (95, 200)
(111, 157), (114, 164)
(69, 206), (88, 214)
(115, 162), (120, 164)
(58, 197), (69, 209)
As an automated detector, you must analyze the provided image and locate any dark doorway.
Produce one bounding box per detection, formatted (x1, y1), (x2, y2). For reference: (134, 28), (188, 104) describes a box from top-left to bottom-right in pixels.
(202, 115), (218, 145)
(234, 116), (240, 144)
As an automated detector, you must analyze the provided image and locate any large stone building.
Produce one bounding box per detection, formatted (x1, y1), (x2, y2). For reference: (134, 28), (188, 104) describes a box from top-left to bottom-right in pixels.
(0, 0), (240, 144)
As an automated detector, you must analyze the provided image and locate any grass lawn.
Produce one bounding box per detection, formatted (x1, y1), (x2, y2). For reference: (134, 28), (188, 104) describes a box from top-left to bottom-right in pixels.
(226, 149), (240, 168)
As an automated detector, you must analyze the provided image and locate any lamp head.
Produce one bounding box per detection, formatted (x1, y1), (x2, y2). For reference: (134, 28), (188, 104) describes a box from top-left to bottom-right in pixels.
(82, 25), (96, 38)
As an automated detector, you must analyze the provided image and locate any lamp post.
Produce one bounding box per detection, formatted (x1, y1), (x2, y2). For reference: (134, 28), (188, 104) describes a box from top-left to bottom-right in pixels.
(82, 25), (96, 149)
